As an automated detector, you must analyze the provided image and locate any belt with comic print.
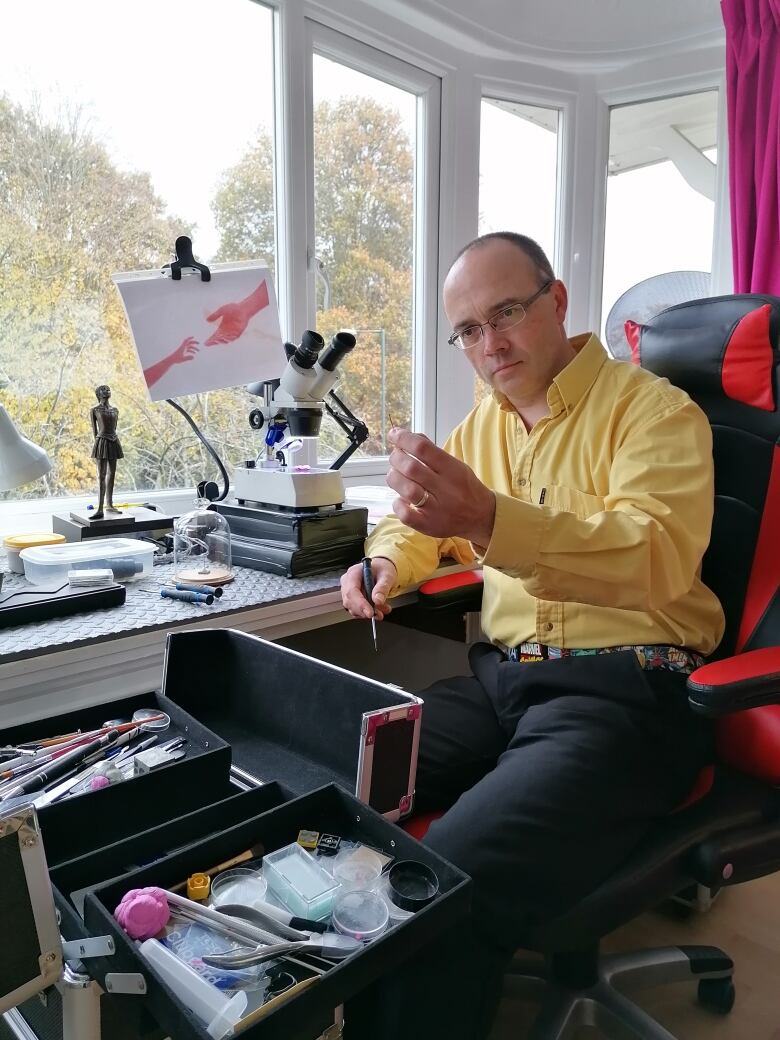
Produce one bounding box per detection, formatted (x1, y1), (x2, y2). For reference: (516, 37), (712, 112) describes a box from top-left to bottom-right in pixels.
(505, 642), (706, 675)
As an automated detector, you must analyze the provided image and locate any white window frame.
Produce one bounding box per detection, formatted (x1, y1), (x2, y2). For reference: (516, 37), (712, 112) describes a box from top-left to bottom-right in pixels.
(593, 67), (730, 333)
(302, 21), (441, 475)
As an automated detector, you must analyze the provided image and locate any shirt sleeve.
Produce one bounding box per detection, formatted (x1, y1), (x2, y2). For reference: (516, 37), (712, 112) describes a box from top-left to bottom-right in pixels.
(364, 428), (478, 594)
(480, 397), (715, 612)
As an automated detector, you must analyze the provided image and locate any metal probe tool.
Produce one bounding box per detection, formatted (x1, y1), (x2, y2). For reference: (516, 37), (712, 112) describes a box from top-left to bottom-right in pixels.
(362, 556), (378, 653)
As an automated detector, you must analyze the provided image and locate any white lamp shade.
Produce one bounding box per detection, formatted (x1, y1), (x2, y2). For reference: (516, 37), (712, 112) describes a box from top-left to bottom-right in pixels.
(0, 406), (52, 492)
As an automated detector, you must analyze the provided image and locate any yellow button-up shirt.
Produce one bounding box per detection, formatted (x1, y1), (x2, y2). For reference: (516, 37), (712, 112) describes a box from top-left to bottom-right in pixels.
(366, 333), (725, 656)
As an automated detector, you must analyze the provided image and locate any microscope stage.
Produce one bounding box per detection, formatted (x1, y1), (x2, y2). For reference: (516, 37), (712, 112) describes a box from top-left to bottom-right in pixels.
(233, 464), (346, 510)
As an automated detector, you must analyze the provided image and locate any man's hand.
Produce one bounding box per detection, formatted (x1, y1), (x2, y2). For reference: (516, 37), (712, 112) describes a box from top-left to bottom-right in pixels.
(341, 557), (397, 620)
(387, 428), (496, 545)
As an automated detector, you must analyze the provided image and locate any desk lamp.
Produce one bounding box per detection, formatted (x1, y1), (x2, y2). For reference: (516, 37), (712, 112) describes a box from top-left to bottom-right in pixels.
(0, 405), (52, 492)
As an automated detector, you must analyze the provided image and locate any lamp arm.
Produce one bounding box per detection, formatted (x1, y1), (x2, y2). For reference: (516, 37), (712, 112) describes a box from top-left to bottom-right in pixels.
(324, 390), (369, 471)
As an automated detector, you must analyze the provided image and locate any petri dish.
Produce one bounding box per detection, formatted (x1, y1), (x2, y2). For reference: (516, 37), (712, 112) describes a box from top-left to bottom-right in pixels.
(331, 888), (388, 942)
(210, 868), (268, 909)
(332, 847), (383, 890)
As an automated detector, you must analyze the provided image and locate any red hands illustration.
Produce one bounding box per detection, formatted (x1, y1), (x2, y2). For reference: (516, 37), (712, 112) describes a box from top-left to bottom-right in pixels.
(144, 336), (200, 389)
(205, 279), (270, 347)
(171, 336), (199, 364)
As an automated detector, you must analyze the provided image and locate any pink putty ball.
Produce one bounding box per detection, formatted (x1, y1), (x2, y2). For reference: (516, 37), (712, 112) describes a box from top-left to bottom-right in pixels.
(114, 887), (170, 940)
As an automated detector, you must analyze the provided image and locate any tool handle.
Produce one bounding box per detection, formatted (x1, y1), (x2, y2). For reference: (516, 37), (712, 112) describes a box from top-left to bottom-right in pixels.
(362, 556), (375, 612)
(160, 588), (214, 605)
(174, 581), (223, 598)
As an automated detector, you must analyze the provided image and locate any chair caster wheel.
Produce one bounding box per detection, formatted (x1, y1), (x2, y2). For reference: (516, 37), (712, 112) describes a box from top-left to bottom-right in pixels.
(697, 977), (735, 1014)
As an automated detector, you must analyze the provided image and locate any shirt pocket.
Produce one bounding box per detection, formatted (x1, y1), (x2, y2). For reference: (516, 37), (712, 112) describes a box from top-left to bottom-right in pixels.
(541, 484), (605, 519)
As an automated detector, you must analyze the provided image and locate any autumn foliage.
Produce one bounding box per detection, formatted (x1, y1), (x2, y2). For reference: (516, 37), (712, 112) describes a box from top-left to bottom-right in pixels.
(0, 95), (415, 498)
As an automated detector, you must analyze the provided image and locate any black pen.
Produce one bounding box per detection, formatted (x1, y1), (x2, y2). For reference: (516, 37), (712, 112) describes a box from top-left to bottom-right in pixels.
(362, 556), (378, 653)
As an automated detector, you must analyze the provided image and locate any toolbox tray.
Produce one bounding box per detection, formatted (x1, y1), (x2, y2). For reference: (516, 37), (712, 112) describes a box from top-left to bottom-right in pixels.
(162, 628), (422, 821)
(82, 783), (470, 1040)
(0, 691), (230, 866)
(51, 783), (290, 917)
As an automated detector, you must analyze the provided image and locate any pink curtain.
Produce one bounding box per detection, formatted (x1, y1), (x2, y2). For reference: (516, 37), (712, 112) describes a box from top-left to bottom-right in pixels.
(722, 0), (780, 294)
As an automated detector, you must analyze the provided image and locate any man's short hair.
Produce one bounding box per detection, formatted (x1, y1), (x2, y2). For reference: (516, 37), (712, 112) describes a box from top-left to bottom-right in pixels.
(454, 231), (555, 286)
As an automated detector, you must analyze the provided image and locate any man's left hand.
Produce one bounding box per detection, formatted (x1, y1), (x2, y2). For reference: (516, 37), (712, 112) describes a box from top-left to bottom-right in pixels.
(387, 428), (495, 545)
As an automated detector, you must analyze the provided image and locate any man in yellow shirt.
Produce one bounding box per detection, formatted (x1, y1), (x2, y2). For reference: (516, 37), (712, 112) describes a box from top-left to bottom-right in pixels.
(341, 232), (724, 1039)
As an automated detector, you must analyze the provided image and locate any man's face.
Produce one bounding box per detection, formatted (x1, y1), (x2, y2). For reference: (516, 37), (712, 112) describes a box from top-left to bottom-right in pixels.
(443, 240), (571, 406)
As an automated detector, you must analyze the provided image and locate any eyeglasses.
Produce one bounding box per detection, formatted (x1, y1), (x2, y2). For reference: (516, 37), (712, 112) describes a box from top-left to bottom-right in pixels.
(447, 280), (554, 350)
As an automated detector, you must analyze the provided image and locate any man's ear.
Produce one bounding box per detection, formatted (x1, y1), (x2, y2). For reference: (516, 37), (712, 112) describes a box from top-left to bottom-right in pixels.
(552, 279), (568, 324)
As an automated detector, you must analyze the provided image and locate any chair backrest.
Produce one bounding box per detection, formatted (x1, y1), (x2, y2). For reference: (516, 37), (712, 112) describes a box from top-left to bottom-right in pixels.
(629, 294), (780, 659)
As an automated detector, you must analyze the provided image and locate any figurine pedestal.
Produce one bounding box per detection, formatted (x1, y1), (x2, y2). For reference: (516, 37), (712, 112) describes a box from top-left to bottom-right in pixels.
(70, 511), (136, 528)
(53, 507), (174, 542)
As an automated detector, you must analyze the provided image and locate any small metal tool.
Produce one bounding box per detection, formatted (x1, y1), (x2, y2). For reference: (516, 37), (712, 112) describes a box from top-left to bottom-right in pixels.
(362, 556), (378, 653)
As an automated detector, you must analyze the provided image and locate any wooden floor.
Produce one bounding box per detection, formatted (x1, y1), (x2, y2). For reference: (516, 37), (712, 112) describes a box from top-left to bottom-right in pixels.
(492, 873), (780, 1039)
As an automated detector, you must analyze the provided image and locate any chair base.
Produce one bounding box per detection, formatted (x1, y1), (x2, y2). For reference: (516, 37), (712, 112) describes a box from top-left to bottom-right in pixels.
(505, 945), (734, 1040)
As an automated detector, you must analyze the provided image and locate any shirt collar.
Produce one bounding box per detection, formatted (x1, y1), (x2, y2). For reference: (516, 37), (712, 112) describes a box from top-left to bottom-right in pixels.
(549, 333), (607, 414)
(491, 333), (607, 414)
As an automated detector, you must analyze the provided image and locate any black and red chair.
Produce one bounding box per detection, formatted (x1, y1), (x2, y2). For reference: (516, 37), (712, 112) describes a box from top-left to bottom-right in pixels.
(405, 293), (780, 1038)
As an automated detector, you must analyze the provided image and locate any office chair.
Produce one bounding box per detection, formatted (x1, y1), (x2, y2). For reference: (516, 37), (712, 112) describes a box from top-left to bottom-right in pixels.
(406, 293), (780, 1039)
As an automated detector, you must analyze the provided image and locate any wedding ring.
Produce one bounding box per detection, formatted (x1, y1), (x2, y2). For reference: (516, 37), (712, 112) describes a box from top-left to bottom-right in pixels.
(413, 490), (429, 509)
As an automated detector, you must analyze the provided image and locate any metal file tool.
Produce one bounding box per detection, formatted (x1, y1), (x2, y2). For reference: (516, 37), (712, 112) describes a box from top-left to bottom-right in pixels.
(362, 556), (378, 652)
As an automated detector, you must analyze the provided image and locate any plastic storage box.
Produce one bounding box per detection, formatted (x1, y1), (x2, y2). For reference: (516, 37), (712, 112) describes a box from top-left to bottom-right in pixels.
(3, 532), (66, 573)
(20, 537), (155, 584)
(262, 841), (340, 920)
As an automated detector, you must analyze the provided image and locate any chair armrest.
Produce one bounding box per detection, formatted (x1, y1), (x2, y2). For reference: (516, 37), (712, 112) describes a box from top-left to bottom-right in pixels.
(417, 570), (484, 613)
(689, 818), (780, 888)
(687, 646), (780, 716)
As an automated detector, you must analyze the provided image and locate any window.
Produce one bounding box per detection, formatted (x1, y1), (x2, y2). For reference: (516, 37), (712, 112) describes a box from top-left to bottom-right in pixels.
(601, 90), (718, 343)
(479, 99), (560, 261)
(476, 98), (560, 402)
(311, 50), (421, 461)
(0, 0), (276, 499)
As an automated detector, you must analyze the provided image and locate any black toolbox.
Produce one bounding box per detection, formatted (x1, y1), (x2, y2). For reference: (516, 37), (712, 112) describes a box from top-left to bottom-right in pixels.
(79, 784), (469, 1040)
(4, 628), (470, 1040)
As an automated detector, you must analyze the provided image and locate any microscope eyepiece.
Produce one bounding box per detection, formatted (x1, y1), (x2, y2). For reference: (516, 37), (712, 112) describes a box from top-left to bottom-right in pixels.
(291, 329), (324, 370)
(318, 331), (357, 372)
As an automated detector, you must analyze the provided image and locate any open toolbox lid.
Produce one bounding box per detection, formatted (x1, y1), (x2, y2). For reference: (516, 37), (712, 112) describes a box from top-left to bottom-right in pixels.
(0, 806), (62, 1014)
(162, 629), (422, 821)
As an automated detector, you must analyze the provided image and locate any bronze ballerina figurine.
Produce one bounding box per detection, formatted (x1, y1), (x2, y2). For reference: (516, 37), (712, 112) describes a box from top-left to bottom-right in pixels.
(90, 385), (124, 519)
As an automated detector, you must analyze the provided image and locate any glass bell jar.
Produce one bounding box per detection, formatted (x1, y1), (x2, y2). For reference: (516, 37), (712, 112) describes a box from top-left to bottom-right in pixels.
(173, 502), (233, 585)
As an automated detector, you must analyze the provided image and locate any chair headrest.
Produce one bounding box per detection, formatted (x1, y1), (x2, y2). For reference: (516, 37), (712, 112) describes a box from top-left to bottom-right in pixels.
(627, 294), (780, 413)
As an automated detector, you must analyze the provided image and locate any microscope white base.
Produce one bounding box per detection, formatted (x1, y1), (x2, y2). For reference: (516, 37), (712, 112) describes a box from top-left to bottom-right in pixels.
(233, 466), (346, 509)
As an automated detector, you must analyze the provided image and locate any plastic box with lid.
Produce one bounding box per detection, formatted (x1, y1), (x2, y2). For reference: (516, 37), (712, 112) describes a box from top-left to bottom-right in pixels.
(20, 537), (155, 584)
(3, 532), (66, 573)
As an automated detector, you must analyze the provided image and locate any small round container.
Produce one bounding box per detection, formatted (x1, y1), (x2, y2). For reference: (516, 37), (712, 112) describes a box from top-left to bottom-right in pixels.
(3, 533), (65, 573)
(331, 888), (388, 942)
(376, 873), (413, 924)
(386, 860), (439, 913)
(332, 847), (383, 891)
(210, 868), (268, 909)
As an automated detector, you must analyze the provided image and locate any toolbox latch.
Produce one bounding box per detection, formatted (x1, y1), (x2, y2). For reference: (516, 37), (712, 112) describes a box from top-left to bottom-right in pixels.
(104, 973), (148, 995)
(62, 936), (115, 960)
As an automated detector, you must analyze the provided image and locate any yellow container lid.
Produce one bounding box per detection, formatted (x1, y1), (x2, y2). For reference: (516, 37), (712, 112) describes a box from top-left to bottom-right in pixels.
(3, 533), (67, 551)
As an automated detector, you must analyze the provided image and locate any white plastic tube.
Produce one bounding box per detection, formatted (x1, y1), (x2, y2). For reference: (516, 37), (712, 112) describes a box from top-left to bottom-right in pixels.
(138, 938), (247, 1039)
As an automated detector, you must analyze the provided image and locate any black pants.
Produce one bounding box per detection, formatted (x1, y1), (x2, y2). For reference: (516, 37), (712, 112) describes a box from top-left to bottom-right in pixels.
(344, 643), (713, 1039)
